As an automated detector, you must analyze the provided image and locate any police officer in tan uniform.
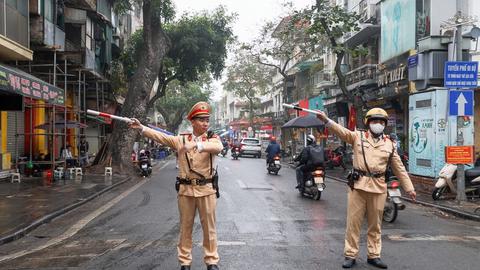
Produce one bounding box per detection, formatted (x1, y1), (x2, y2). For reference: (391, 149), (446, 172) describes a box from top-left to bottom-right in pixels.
(316, 108), (416, 269)
(130, 102), (223, 270)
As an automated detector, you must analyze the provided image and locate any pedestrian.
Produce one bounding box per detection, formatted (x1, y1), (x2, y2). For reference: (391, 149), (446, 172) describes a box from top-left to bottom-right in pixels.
(77, 136), (89, 167)
(316, 108), (416, 269)
(129, 101), (223, 270)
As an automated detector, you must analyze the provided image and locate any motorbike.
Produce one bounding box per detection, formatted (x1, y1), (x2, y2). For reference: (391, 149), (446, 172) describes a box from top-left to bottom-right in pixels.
(231, 146), (240, 160)
(383, 175), (406, 223)
(139, 157), (152, 177)
(432, 163), (480, 200)
(220, 146), (228, 157)
(267, 155), (282, 175)
(299, 166), (326, 200)
(325, 146), (346, 170)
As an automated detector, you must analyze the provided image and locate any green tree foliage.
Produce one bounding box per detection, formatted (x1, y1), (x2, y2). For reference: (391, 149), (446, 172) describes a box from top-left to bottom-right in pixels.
(223, 50), (273, 126)
(148, 7), (236, 108)
(293, 0), (367, 120)
(155, 75), (212, 133)
(243, 3), (311, 79)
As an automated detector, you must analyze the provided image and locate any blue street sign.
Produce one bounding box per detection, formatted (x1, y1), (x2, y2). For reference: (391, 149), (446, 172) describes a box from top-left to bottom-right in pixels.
(444, 61), (478, 88)
(408, 55), (418, 68)
(449, 90), (474, 116)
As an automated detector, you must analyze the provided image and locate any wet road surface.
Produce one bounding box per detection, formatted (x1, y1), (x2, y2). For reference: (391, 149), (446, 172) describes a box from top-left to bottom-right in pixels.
(0, 156), (479, 269)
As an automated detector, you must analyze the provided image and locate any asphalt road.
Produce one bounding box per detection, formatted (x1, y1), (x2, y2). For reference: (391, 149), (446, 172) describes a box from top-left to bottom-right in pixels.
(0, 155), (479, 270)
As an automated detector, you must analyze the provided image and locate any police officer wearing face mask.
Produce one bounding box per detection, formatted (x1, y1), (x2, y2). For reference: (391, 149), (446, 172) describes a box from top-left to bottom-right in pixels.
(316, 108), (416, 269)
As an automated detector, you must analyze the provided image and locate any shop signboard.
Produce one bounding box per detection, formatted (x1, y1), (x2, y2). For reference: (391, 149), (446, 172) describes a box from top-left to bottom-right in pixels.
(445, 146), (475, 164)
(409, 89), (474, 178)
(308, 95), (325, 115)
(0, 64), (64, 105)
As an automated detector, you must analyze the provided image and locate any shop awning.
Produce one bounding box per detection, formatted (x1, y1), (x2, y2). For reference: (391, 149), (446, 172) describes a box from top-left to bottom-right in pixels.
(0, 64), (65, 105)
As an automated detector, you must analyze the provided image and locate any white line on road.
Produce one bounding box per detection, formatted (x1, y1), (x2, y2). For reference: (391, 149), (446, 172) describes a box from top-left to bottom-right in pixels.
(388, 234), (480, 242)
(0, 161), (171, 263)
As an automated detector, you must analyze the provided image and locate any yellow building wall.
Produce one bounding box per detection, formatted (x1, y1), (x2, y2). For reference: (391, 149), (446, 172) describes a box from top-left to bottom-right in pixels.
(34, 100), (47, 155)
(1, 111), (6, 154)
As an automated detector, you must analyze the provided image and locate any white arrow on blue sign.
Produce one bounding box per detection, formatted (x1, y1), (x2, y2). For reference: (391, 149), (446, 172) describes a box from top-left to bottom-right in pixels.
(449, 90), (474, 116)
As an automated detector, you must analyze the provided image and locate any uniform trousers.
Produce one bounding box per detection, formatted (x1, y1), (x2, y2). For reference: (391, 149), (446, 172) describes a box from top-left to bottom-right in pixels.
(178, 194), (219, 266)
(344, 189), (387, 259)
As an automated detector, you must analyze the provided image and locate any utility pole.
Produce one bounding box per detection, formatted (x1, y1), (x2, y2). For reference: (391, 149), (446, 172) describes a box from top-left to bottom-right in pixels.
(455, 0), (467, 202)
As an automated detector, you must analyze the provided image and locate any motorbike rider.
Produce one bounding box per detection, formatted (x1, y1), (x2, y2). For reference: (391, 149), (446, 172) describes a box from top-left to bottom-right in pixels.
(138, 149), (151, 168)
(221, 138), (229, 153)
(316, 108), (416, 269)
(294, 134), (322, 189)
(265, 136), (281, 165)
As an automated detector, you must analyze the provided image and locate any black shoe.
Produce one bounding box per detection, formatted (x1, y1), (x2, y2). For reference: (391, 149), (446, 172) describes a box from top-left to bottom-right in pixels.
(367, 258), (388, 269)
(342, 257), (356, 268)
(342, 257), (355, 268)
(207, 265), (219, 270)
(180, 266), (190, 270)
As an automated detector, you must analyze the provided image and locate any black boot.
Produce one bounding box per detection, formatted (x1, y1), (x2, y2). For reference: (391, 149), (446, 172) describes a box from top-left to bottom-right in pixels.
(342, 257), (356, 268)
(180, 266), (191, 270)
(367, 258), (388, 269)
(207, 264), (219, 270)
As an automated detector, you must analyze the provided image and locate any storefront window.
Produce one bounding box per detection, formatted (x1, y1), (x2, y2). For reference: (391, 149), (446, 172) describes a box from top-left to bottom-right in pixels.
(416, 0), (431, 39)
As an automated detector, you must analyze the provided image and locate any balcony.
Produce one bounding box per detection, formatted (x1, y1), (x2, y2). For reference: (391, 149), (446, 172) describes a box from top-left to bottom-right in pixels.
(64, 0), (96, 11)
(0, 2), (32, 60)
(30, 17), (65, 51)
(345, 64), (378, 91)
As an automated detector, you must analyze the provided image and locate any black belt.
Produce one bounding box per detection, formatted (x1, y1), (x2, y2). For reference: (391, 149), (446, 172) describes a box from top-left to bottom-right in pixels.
(354, 169), (385, 178)
(177, 177), (213, 186)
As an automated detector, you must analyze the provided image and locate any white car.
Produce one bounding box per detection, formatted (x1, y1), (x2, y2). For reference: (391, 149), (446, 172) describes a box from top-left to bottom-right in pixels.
(240, 138), (262, 158)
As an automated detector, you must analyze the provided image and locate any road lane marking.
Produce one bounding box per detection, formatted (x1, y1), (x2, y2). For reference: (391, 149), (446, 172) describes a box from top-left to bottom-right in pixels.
(0, 161), (170, 263)
(388, 234), (480, 242)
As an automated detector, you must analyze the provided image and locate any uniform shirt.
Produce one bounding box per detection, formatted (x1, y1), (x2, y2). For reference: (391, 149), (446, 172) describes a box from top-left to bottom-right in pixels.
(327, 121), (414, 194)
(143, 126), (223, 197)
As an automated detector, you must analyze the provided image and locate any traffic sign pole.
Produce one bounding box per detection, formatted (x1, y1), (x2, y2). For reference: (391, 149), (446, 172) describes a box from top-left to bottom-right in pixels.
(455, 7), (467, 202)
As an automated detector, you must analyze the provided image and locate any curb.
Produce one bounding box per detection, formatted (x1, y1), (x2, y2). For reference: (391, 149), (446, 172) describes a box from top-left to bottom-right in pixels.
(0, 176), (132, 246)
(282, 162), (480, 222)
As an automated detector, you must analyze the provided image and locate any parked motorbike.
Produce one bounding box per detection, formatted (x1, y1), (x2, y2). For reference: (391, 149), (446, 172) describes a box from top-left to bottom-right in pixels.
(383, 176), (406, 223)
(231, 147), (240, 160)
(325, 146), (346, 170)
(267, 155), (282, 175)
(299, 167), (326, 200)
(221, 146), (228, 157)
(432, 163), (480, 200)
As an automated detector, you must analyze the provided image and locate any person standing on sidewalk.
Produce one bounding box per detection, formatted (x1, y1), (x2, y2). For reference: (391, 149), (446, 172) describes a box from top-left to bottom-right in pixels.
(129, 101), (223, 270)
(316, 108), (416, 269)
(78, 136), (89, 167)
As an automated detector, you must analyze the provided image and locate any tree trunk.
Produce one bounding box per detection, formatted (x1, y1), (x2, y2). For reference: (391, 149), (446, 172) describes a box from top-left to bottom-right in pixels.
(107, 1), (170, 171)
(248, 97), (254, 128)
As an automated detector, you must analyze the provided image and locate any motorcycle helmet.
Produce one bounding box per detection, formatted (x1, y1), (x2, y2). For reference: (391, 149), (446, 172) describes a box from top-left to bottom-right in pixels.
(306, 134), (315, 145)
(139, 149), (146, 155)
(364, 108), (388, 125)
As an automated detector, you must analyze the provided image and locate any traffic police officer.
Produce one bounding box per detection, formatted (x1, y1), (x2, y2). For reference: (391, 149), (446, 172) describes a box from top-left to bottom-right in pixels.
(316, 108), (416, 269)
(130, 101), (223, 270)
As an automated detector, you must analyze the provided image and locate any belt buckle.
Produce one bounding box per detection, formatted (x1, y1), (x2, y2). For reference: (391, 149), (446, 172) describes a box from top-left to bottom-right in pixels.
(191, 179), (198, 185)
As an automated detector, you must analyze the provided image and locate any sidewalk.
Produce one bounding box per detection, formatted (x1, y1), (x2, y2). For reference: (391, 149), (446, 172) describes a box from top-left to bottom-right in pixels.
(325, 167), (480, 222)
(0, 173), (131, 245)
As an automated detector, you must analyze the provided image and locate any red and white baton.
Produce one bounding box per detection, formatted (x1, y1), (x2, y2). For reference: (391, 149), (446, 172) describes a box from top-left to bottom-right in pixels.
(283, 103), (322, 115)
(87, 109), (133, 123)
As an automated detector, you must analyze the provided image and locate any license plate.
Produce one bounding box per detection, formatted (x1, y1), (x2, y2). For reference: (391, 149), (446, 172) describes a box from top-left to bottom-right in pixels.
(274, 160), (280, 165)
(314, 176), (324, 184)
(388, 189), (401, 197)
(141, 164), (147, 169)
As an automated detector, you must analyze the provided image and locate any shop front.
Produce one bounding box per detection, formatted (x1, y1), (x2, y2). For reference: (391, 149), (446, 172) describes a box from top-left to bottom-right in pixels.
(0, 64), (65, 175)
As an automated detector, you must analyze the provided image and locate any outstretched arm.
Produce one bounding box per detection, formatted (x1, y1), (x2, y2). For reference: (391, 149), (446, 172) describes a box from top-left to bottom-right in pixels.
(316, 110), (356, 145)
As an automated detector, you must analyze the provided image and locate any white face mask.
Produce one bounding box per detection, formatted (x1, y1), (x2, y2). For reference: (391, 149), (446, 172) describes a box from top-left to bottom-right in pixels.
(369, 123), (385, 135)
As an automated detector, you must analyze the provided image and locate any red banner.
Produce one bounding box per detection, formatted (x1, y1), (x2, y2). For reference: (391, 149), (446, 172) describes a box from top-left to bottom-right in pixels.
(348, 105), (356, 131)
